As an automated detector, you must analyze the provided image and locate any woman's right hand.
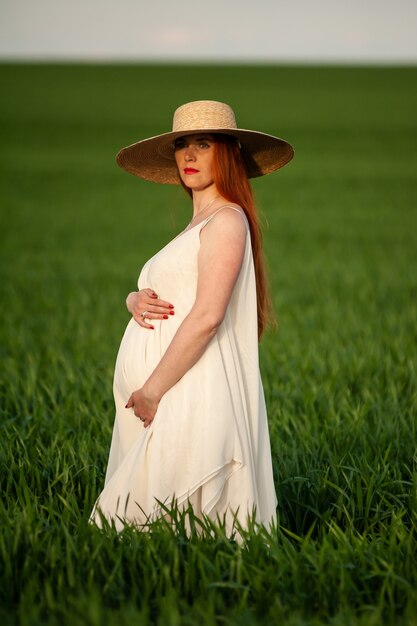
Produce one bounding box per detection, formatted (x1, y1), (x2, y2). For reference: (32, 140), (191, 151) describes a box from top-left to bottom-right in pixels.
(126, 288), (175, 329)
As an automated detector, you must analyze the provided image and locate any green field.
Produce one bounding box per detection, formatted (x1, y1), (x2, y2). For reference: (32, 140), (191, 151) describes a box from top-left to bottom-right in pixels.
(1, 63), (416, 626)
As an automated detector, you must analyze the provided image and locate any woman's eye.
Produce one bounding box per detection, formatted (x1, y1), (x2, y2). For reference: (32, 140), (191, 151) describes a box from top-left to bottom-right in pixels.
(198, 142), (210, 149)
(174, 142), (185, 151)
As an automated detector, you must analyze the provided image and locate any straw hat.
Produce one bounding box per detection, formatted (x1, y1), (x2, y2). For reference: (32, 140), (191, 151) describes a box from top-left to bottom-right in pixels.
(116, 100), (294, 184)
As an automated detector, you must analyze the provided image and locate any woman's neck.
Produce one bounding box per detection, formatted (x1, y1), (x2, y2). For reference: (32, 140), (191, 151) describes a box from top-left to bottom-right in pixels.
(192, 188), (222, 218)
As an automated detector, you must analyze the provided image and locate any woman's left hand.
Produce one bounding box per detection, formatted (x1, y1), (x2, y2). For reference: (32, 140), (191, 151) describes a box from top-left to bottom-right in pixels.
(125, 388), (159, 428)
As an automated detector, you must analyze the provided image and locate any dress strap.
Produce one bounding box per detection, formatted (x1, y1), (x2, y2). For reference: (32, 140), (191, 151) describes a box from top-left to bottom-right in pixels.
(200, 205), (248, 232)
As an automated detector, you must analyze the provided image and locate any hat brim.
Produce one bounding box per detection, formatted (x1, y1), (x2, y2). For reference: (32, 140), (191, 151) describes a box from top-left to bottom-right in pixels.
(116, 128), (294, 184)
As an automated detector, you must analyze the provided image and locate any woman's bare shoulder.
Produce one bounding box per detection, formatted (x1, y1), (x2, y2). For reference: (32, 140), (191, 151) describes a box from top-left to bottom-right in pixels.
(200, 204), (248, 234)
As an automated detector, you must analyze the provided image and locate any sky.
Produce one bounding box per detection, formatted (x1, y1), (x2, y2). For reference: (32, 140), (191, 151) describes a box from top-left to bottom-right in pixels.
(0, 0), (416, 63)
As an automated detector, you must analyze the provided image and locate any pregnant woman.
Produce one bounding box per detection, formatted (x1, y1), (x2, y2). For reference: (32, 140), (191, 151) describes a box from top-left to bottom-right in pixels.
(90, 100), (294, 535)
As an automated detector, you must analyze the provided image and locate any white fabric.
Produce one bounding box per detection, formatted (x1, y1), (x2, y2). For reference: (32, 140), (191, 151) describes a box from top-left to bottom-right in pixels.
(90, 207), (277, 534)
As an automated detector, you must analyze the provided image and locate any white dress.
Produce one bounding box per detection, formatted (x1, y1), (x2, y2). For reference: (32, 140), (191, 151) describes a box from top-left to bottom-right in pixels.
(90, 207), (277, 534)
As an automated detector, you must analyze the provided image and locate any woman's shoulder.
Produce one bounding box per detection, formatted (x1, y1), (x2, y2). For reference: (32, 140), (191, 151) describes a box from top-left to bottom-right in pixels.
(201, 204), (248, 232)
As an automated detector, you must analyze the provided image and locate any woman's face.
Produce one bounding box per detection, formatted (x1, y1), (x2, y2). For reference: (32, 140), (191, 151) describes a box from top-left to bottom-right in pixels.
(174, 134), (216, 191)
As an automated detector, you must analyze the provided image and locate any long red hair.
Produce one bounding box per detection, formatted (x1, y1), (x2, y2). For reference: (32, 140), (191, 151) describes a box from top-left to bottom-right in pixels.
(180, 134), (273, 339)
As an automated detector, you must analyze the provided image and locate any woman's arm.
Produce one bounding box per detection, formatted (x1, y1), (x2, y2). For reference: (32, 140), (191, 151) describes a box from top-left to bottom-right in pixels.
(126, 209), (247, 427)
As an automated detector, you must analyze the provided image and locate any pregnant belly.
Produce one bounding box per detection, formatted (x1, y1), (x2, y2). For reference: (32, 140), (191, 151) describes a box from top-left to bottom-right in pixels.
(113, 316), (179, 397)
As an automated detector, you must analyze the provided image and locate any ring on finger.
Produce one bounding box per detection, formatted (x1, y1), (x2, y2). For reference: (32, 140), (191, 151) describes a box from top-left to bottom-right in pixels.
(141, 310), (149, 319)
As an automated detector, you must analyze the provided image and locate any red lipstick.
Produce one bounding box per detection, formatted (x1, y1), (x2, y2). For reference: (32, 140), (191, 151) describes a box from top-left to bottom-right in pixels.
(184, 168), (199, 174)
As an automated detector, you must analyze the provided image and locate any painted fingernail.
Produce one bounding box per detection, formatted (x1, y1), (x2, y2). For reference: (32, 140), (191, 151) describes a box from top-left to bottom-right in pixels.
(169, 310), (175, 315)
(150, 325), (154, 330)
(169, 304), (174, 309)
(125, 404), (128, 408)
(163, 314), (169, 319)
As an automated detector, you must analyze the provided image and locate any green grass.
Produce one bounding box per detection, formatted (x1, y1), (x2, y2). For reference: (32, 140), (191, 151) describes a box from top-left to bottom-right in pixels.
(1, 63), (416, 625)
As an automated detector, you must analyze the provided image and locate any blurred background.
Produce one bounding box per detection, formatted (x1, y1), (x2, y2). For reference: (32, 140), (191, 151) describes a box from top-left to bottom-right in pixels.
(1, 0), (417, 63)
